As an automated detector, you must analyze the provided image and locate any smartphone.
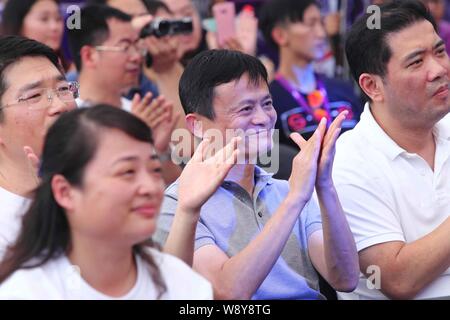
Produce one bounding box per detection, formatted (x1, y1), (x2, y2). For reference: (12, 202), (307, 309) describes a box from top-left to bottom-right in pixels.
(212, 2), (236, 47)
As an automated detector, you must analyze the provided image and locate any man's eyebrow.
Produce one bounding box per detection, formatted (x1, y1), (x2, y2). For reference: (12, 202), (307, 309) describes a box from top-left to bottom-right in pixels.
(17, 74), (66, 94)
(18, 81), (42, 93)
(403, 49), (426, 63)
(403, 40), (447, 63)
(111, 155), (138, 166)
(112, 154), (160, 166)
(238, 94), (272, 104)
(236, 99), (256, 107)
(434, 39), (445, 50)
(233, 94), (273, 110)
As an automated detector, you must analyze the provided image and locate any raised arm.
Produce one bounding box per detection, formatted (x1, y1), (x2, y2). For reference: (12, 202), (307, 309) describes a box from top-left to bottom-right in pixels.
(305, 111), (359, 292)
(193, 120), (326, 300)
(164, 137), (240, 266)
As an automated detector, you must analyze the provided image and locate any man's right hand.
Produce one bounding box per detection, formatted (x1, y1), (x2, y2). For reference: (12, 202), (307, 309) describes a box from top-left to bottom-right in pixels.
(287, 117), (327, 204)
(177, 137), (241, 215)
(131, 92), (176, 153)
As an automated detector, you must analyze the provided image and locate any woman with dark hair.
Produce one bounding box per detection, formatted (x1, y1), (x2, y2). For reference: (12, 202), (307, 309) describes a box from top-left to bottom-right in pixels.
(0, 105), (239, 299)
(1, 0), (70, 71)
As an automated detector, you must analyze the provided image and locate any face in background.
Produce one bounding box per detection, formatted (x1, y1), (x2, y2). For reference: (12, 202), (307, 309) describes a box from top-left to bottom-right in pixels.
(422, 0), (445, 23)
(21, 0), (64, 51)
(162, 0), (202, 56)
(63, 128), (165, 247)
(192, 73), (277, 160)
(277, 4), (327, 63)
(95, 18), (144, 93)
(0, 56), (76, 160)
(380, 20), (450, 128)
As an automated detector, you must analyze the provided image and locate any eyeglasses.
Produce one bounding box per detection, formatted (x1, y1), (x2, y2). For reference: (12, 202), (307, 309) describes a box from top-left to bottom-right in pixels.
(95, 40), (148, 57)
(0, 81), (79, 111)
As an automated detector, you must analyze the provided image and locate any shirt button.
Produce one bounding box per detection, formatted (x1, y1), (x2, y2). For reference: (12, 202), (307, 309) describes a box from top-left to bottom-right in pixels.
(258, 212), (263, 217)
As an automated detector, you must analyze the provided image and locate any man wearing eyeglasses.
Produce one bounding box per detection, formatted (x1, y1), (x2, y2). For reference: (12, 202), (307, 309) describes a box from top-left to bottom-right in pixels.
(67, 5), (146, 111)
(90, 0), (190, 151)
(67, 4), (182, 184)
(0, 36), (77, 259)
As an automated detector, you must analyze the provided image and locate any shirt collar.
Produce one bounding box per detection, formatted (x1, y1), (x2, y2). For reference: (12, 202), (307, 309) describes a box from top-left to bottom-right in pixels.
(359, 104), (450, 160)
(221, 166), (275, 201)
(434, 113), (450, 142)
(222, 166), (275, 186)
(254, 166), (275, 186)
(358, 103), (406, 161)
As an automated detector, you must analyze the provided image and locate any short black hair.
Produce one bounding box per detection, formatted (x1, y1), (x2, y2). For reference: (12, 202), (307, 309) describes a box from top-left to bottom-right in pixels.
(67, 4), (132, 71)
(346, 0), (437, 90)
(259, 0), (319, 49)
(179, 49), (268, 119)
(1, 0), (60, 36)
(0, 36), (61, 122)
(142, 0), (172, 15)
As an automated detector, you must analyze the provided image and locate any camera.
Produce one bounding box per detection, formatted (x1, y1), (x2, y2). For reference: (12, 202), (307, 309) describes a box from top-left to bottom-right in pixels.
(140, 17), (193, 38)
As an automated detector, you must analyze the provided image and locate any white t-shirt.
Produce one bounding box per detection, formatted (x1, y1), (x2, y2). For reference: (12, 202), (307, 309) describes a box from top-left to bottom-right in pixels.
(76, 97), (132, 112)
(333, 104), (450, 300)
(0, 248), (212, 300)
(0, 187), (30, 260)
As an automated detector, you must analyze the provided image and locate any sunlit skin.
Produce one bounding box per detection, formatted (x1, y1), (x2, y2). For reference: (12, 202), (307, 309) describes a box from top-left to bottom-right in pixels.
(0, 57), (75, 161)
(52, 129), (164, 296)
(187, 73), (277, 161)
(370, 20), (450, 132)
(0, 56), (76, 195)
(63, 129), (165, 248)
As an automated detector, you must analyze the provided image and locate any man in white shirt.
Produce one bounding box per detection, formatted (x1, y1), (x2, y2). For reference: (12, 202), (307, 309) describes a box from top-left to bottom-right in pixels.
(334, 0), (450, 299)
(0, 36), (76, 258)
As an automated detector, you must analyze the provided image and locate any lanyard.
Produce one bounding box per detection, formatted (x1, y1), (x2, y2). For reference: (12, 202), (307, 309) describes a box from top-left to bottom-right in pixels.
(275, 73), (331, 124)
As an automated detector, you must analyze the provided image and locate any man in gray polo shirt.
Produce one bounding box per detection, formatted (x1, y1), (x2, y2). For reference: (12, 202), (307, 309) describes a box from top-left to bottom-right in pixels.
(154, 49), (359, 299)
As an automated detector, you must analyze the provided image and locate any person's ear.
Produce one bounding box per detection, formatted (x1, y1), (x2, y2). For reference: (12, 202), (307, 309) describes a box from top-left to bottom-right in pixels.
(51, 174), (77, 212)
(80, 45), (99, 69)
(359, 73), (385, 103)
(185, 113), (204, 139)
(271, 25), (289, 47)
